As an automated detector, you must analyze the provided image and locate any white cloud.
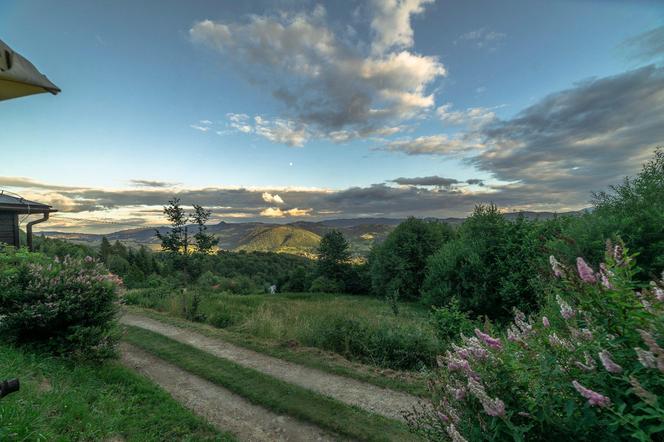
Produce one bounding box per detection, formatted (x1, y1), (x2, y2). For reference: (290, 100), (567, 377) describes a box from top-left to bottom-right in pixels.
(261, 192), (284, 204)
(369, 0), (434, 54)
(190, 3), (445, 146)
(436, 103), (497, 129)
(456, 28), (506, 50)
(260, 207), (312, 217)
(190, 124), (210, 132)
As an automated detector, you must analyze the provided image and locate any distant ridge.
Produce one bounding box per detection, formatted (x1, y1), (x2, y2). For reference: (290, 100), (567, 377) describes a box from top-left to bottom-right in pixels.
(39, 210), (584, 256)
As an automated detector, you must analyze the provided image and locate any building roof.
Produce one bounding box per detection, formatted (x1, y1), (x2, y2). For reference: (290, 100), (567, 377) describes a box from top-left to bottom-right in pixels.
(0, 192), (56, 214)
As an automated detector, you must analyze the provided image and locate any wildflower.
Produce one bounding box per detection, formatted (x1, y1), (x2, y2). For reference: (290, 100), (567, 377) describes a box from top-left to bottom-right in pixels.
(474, 329), (502, 350)
(446, 424), (468, 442)
(613, 244), (625, 265)
(556, 295), (575, 319)
(542, 316), (550, 328)
(447, 385), (466, 401)
(635, 347), (657, 369)
(629, 377), (657, 406)
(572, 380), (611, 407)
(437, 410), (450, 423)
(598, 350), (622, 373)
(467, 377), (506, 417)
(650, 283), (664, 302)
(575, 352), (596, 372)
(576, 257), (596, 283)
(638, 329), (664, 372)
(598, 263), (613, 289)
(550, 255), (564, 277)
(549, 333), (573, 350)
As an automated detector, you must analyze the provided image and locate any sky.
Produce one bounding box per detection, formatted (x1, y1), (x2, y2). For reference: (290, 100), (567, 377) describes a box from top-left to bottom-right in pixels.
(0, 0), (663, 233)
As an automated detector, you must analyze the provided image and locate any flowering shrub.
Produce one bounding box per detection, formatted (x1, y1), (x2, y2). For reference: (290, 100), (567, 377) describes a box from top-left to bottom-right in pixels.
(0, 247), (122, 360)
(408, 241), (664, 441)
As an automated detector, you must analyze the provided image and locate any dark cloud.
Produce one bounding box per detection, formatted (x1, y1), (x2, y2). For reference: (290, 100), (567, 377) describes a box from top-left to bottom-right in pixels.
(471, 65), (664, 206)
(0, 176), (80, 191)
(465, 179), (484, 186)
(391, 176), (460, 187)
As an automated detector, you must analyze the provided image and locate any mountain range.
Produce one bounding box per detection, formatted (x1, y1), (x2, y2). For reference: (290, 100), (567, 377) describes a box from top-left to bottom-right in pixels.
(39, 211), (581, 257)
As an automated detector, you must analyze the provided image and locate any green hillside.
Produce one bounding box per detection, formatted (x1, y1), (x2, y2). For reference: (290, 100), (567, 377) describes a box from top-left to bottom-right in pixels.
(234, 225), (322, 256)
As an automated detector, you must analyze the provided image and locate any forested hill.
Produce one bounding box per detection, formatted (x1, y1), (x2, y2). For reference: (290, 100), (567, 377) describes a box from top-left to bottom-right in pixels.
(38, 211), (582, 256)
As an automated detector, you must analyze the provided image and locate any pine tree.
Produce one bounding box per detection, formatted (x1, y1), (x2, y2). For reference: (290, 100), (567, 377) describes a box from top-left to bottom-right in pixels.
(316, 230), (351, 283)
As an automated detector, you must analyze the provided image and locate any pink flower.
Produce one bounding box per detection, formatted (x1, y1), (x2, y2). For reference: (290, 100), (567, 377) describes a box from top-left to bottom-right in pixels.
(445, 424), (468, 442)
(598, 263), (613, 289)
(634, 348), (656, 369)
(542, 316), (550, 328)
(572, 381), (611, 407)
(651, 284), (664, 302)
(576, 257), (596, 283)
(556, 295), (575, 319)
(598, 350), (622, 373)
(474, 329), (502, 350)
(467, 377), (506, 417)
(613, 244), (624, 265)
(549, 255), (564, 278)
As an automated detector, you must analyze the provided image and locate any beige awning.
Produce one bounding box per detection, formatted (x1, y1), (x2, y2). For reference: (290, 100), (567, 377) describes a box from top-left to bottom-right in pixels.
(0, 39), (60, 101)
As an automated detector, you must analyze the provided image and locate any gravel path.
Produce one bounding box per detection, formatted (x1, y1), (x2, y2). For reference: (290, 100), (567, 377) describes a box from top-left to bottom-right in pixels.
(121, 313), (422, 422)
(120, 342), (339, 442)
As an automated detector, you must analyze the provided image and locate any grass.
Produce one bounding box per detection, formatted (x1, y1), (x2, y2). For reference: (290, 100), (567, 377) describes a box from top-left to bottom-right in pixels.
(124, 297), (431, 397)
(125, 289), (442, 371)
(124, 325), (420, 442)
(0, 344), (235, 441)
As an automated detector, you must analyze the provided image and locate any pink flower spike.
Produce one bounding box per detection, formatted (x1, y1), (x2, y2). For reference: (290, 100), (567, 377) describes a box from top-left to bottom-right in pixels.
(598, 350), (622, 373)
(576, 257), (596, 283)
(474, 329), (502, 350)
(542, 316), (550, 328)
(572, 381), (611, 408)
(549, 255), (564, 277)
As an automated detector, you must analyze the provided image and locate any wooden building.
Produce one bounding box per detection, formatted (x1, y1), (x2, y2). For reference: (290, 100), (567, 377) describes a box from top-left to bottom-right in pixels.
(0, 193), (56, 250)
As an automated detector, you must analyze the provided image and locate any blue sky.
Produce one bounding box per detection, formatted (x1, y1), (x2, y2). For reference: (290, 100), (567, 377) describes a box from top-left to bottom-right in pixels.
(0, 0), (663, 231)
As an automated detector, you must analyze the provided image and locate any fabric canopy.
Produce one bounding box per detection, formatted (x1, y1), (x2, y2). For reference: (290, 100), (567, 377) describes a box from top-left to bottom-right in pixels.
(0, 39), (60, 101)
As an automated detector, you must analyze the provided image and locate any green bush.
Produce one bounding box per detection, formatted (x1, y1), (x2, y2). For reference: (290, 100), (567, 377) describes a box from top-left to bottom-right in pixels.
(429, 299), (475, 345)
(305, 314), (440, 370)
(0, 248), (122, 360)
(309, 276), (344, 293)
(370, 217), (455, 300)
(422, 205), (548, 320)
(410, 243), (664, 441)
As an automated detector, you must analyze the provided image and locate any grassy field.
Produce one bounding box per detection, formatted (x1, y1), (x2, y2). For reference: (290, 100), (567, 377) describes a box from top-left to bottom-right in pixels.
(124, 326), (418, 442)
(125, 289), (441, 371)
(0, 344), (235, 441)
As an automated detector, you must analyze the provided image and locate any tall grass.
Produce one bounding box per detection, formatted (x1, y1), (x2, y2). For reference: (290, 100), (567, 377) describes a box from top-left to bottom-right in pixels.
(125, 289), (441, 370)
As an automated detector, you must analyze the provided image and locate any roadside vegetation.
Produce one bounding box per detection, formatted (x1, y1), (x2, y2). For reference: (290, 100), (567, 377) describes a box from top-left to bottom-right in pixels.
(4, 149), (662, 440)
(125, 325), (417, 442)
(0, 343), (232, 441)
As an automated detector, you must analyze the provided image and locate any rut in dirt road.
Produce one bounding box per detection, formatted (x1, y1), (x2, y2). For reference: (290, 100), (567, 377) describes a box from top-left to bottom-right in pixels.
(120, 313), (423, 422)
(120, 343), (339, 442)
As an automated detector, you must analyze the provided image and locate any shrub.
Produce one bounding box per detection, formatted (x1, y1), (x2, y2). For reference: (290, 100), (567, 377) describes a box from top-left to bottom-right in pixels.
(305, 314), (440, 370)
(429, 299), (475, 345)
(370, 217), (455, 300)
(309, 276), (343, 293)
(0, 248), (122, 360)
(409, 242), (664, 441)
(422, 205), (547, 320)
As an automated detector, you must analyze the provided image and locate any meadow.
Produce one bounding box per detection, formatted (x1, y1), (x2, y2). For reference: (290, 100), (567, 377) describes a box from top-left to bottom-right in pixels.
(2, 150), (662, 440)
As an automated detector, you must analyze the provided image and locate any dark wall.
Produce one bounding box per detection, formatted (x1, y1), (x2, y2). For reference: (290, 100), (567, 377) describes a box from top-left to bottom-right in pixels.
(0, 211), (19, 247)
